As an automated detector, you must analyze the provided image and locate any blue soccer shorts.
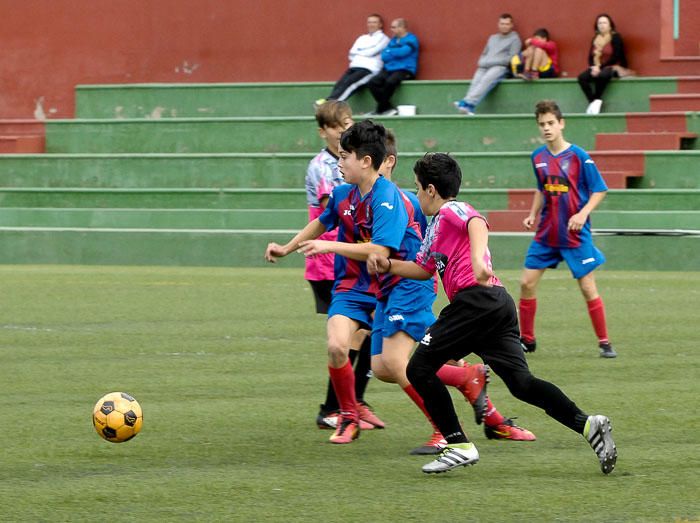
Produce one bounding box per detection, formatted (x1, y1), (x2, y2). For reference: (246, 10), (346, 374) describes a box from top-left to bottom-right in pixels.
(371, 278), (436, 356)
(524, 240), (606, 279)
(327, 288), (375, 329)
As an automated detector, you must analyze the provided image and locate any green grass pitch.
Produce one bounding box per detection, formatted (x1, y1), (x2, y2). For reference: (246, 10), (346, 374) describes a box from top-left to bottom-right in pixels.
(1, 265), (698, 521)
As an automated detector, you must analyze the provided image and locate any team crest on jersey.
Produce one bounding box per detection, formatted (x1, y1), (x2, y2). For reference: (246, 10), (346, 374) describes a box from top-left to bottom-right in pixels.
(433, 253), (448, 277)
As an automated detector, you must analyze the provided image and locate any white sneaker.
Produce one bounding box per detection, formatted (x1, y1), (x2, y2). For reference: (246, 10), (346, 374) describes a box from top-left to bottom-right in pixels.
(584, 415), (617, 474)
(588, 99), (603, 115)
(422, 442), (479, 473)
(380, 108), (398, 116)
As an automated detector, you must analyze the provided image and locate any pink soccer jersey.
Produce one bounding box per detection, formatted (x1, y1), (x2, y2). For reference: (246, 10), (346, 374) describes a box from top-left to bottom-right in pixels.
(304, 149), (344, 281)
(415, 201), (502, 302)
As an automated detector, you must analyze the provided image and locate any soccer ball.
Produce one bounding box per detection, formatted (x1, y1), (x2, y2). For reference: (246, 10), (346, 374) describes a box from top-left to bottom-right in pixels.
(92, 392), (143, 443)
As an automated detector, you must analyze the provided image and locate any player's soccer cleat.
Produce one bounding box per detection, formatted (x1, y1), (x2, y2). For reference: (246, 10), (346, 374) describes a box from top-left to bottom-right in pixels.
(329, 417), (360, 444)
(584, 415), (617, 474)
(484, 417), (536, 441)
(317, 411), (339, 430)
(357, 401), (386, 429)
(422, 443), (479, 473)
(410, 430), (447, 455)
(457, 363), (490, 424)
(313, 98), (327, 109)
(520, 337), (537, 353)
(599, 342), (617, 358)
(453, 100), (475, 116)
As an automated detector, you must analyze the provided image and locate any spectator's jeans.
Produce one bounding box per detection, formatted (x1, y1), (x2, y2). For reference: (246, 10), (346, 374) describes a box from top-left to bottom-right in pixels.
(368, 69), (415, 112)
(577, 67), (618, 103)
(464, 65), (508, 107)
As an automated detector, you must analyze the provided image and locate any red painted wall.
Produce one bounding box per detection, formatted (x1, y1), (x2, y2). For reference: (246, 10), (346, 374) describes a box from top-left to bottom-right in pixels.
(0, 0), (697, 119)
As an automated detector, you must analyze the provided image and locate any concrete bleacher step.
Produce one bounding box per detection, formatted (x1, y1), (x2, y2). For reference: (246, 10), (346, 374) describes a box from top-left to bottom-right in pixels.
(0, 119), (46, 154)
(42, 114), (638, 154)
(595, 132), (697, 150)
(678, 77), (700, 93)
(0, 207), (309, 230)
(485, 209), (700, 232)
(0, 227), (696, 270)
(74, 78), (686, 119)
(649, 94), (700, 111)
(625, 111), (696, 132)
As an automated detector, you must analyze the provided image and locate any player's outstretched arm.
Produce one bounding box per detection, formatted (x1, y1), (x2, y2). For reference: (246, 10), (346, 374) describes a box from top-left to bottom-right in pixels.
(264, 219), (327, 263)
(523, 191), (544, 230)
(366, 253), (433, 280)
(298, 239), (389, 261)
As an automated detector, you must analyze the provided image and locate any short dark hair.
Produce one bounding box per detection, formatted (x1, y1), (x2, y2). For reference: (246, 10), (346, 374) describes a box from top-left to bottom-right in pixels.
(315, 100), (352, 129)
(594, 13), (616, 32)
(500, 13), (514, 21)
(384, 129), (397, 166)
(533, 28), (549, 40)
(535, 99), (564, 121)
(413, 153), (462, 199)
(340, 120), (387, 170)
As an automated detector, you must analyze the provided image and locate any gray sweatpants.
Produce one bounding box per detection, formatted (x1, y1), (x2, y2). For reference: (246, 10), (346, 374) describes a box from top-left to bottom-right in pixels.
(463, 65), (508, 107)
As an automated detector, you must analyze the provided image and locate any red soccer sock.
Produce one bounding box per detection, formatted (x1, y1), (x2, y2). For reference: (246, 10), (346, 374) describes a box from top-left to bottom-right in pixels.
(519, 298), (537, 341)
(402, 384), (438, 430)
(436, 364), (466, 387)
(586, 297), (609, 343)
(483, 397), (505, 427)
(328, 361), (358, 421)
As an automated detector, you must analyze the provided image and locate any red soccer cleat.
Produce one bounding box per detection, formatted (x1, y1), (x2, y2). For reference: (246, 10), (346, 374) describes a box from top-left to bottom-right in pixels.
(409, 430), (447, 455)
(484, 418), (536, 441)
(357, 401), (386, 429)
(457, 363), (490, 425)
(329, 417), (360, 444)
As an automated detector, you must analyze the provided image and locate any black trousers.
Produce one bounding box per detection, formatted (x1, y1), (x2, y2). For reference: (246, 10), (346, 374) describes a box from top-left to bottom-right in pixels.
(577, 66), (619, 102)
(328, 67), (373, 101)
(367, 69), (414, 112)
(406, 285), (588, 442)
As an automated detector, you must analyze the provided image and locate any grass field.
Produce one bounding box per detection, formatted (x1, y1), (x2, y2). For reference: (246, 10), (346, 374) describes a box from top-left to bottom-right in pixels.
(1, 265), (698, 522)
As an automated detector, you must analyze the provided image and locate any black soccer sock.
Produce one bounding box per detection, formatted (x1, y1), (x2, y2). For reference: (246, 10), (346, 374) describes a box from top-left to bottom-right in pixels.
(353, 336), (372, 403)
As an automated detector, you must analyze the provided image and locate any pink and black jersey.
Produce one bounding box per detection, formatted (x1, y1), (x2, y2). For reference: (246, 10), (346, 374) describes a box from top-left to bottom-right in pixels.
(531, 144), (608, 248)
(415, 201), (502, 303)
(319, 176), (430, 300)
(304, 148), (345, 281)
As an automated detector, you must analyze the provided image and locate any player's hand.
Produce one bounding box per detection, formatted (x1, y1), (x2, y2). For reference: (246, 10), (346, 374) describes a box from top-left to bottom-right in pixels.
(473, 262), (494, 287)
(567, 212), (587, 231)
(591, 65), (600, 77)
(523, 214), (536, 230)
(367, 253), (391, 275)
(264, 242), (287, 263)
(297, 239), (329, 257)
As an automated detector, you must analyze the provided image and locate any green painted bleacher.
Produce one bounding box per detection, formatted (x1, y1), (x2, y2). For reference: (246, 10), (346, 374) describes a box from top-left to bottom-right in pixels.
(75, 78), (681, 118)
(44, 114), (634, 154)
(2, 150), (698, 189)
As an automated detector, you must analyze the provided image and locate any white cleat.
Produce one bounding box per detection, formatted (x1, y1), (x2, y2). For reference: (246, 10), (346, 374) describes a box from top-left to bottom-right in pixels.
(585, 415), (617, 474)
(422, 443), (479, 474)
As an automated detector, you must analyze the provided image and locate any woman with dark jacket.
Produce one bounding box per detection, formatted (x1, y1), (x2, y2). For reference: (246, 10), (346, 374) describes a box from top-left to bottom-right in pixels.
(577, 14), (629, 114)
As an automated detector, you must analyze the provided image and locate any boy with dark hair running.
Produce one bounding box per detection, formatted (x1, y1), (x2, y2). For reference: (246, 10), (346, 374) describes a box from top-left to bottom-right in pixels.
(367, 152), (617, 474)
(306, 100), (385, 431)
(519, 99), (616, 358)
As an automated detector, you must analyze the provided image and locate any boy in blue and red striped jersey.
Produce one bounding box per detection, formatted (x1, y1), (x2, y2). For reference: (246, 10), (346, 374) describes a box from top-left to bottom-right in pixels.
(519, 99), (616, 358)
(367, 152), (617, 475)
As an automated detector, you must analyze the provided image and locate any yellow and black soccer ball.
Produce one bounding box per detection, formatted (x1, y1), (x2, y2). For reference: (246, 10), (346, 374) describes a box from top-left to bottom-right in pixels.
(92, 392), (143, 443)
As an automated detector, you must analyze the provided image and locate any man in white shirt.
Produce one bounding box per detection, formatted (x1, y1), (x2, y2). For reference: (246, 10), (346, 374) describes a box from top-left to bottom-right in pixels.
(316, 14), (390, 106)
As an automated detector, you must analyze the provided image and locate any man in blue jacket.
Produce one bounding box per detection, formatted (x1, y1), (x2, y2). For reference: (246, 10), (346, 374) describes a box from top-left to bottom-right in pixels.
(367, 18), (419, 116)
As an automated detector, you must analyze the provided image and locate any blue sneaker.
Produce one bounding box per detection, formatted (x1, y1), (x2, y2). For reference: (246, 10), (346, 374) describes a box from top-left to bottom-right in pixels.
(453, 100), (475, 115)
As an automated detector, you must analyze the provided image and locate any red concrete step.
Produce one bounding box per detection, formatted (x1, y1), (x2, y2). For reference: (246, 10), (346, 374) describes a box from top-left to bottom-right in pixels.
(0, 119), (45, 136)
(595, 132), (696, 150)
(0, 135), (45, 153)
(506, 189), (536, 210)
(602, 170), (644, 189)
(590, 150), (645, 172)
(677, 76), (700, 94)
(485, 210), (529, 232)
(625, 112), (689, 132)
(649, 93), (700, 111)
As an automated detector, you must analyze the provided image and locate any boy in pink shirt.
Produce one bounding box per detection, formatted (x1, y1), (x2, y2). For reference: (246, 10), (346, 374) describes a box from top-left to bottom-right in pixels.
(367, 152), (617, 475)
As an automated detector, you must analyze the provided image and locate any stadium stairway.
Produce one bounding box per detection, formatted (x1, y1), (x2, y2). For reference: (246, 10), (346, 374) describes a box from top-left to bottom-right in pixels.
(0, 78), (698, 269)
